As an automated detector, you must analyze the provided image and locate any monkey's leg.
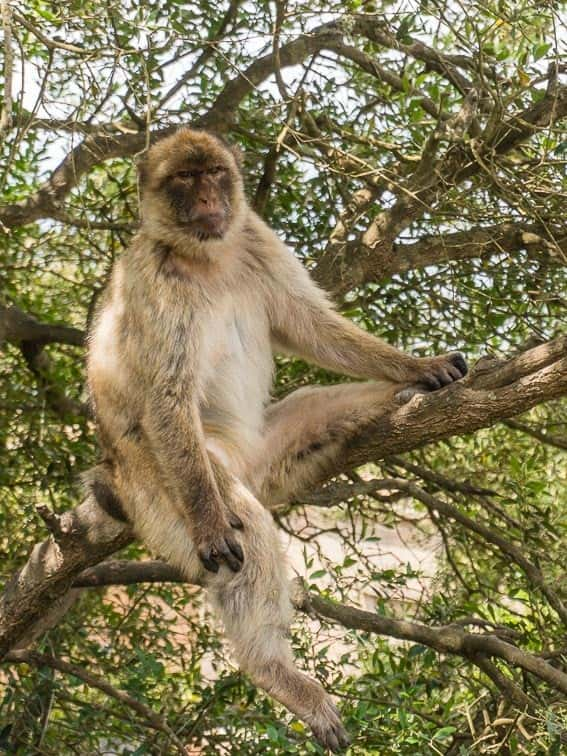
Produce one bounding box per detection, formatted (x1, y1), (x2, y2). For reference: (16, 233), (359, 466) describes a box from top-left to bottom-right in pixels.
(255, 380), (403, 507)
(92, 441), (349, 751)
(222, 382), (403, 747)
(206, 478), (349, 753)
(89, 437), (204, 581)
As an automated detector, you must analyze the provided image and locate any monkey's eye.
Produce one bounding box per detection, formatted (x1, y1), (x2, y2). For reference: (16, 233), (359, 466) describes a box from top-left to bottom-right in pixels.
(175, 170), (195, 179)
(208, 165), (225, 176)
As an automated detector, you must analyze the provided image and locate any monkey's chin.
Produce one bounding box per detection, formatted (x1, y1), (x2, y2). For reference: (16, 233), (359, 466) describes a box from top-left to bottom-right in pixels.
(178, 220), (229, 243)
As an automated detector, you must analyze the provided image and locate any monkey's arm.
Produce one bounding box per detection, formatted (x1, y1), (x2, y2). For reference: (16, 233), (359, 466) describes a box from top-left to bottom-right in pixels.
(141, 378), (244, 572)
(266, 243), (467, 389)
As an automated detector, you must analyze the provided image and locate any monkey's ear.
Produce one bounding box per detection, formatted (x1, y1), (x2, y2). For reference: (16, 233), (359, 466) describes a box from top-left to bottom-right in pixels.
(230, 143), (244, 169)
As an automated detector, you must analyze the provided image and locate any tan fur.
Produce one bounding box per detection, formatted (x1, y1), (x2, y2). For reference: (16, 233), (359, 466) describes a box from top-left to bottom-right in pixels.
(87, 128), (467, 751)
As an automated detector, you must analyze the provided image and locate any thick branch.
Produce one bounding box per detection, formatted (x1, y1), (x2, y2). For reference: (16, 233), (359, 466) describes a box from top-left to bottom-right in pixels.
(0, 497), (131, 657)
(1, 338), (565, 657)
(0, 305), (85, 347)
(338, 338), (567, 470)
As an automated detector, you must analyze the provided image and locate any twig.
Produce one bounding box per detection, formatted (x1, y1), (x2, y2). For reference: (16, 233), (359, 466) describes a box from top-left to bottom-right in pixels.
(0, 0), (13, 132)
(4, 650), (188, 754)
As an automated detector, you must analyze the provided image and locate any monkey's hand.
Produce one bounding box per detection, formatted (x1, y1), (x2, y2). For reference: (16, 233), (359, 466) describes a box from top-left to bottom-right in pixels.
(194, 509), (244, 573)
(414, 351), (468, 391)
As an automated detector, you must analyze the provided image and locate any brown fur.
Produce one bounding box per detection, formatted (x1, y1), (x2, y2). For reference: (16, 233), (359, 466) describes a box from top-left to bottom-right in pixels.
(87, 127), (467, 751)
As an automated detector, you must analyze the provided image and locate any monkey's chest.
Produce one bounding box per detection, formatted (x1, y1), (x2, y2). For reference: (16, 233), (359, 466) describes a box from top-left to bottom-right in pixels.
(199, 309), (273, 438)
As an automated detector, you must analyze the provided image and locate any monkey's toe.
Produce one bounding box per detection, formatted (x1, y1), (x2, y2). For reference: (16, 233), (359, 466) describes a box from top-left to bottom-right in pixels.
(312, 721), (350, 753)
(418, 373), (443, 391)
(309, 699), (350, 753)
(395, 386), (425, 404)
(227, 510), (244, 530)
(448, 351), (468, 377)
(418, 351), (468, 392)
(197, 532), (244, 573)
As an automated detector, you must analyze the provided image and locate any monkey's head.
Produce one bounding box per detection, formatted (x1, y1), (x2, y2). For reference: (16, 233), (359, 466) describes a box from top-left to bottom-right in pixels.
(138, 128), (246, 246)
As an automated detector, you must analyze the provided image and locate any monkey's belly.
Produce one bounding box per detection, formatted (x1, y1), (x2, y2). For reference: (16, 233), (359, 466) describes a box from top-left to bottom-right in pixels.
(198, 308), (273, 478)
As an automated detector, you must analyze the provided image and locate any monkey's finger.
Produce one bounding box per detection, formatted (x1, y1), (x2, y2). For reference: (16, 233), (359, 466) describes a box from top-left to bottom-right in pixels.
(225, 535), (244, 564)
(227, 511), (244, 530)
(445, 362), (463, 381)
(336, 722), (351, 749)
(325, 730), (340, 753)
(198, 547), (220, 573)
(436, 368), (454, 386)
(217, 536), (244, 572)
(419, 374), (442, 391)
(449, 352), (468, 376)
(316, 725), (349, 754)
(219, 548), (242, 572)
(327, 725), (351, 752)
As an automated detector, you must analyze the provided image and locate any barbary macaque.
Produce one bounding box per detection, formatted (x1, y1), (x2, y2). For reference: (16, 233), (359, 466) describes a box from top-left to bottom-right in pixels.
(87, 127), (467, 751)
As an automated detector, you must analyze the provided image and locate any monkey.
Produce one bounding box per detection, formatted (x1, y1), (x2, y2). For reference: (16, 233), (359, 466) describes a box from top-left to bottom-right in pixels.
(87, 127), (467, 752)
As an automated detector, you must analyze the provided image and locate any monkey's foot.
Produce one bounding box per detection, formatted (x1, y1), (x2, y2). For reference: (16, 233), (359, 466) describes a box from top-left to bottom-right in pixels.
(307, 697), (350, 753)
(415, 351), (468, 391)
(195, 517), (244, 573)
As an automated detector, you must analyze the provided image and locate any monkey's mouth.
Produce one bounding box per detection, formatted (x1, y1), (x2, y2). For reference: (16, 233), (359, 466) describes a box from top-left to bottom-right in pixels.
(177, 212), (229, 241)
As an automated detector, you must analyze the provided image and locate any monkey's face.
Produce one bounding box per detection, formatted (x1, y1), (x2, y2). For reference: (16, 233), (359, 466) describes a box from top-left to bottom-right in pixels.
(139, 129), (245, 243)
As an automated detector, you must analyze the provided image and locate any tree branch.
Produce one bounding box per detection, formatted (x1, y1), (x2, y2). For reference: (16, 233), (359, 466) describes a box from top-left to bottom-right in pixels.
(314, 83), (567, 294)
(56, 560), (565, 705)
(0, 305), (85, 347)
(1, 338), (565, 658)
(370, 478), (567, 626)
(337, 337), (567, 470)
(385, 223), (567, 277)
(301, 590), (567, 697)
(4, 650), (188, 754)
(504, 418), (567, 451)
(0, 20), (343, 230)
(1, 305), (88, 418)
(350, 14), (476, 95)
(74, 559), (187, 588)
(0, 496), (131, 657)
(0, 14), (490, 232)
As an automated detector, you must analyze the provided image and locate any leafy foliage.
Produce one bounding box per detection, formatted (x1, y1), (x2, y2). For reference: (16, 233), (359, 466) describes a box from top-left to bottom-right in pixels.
(1, 1), (566, 754)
